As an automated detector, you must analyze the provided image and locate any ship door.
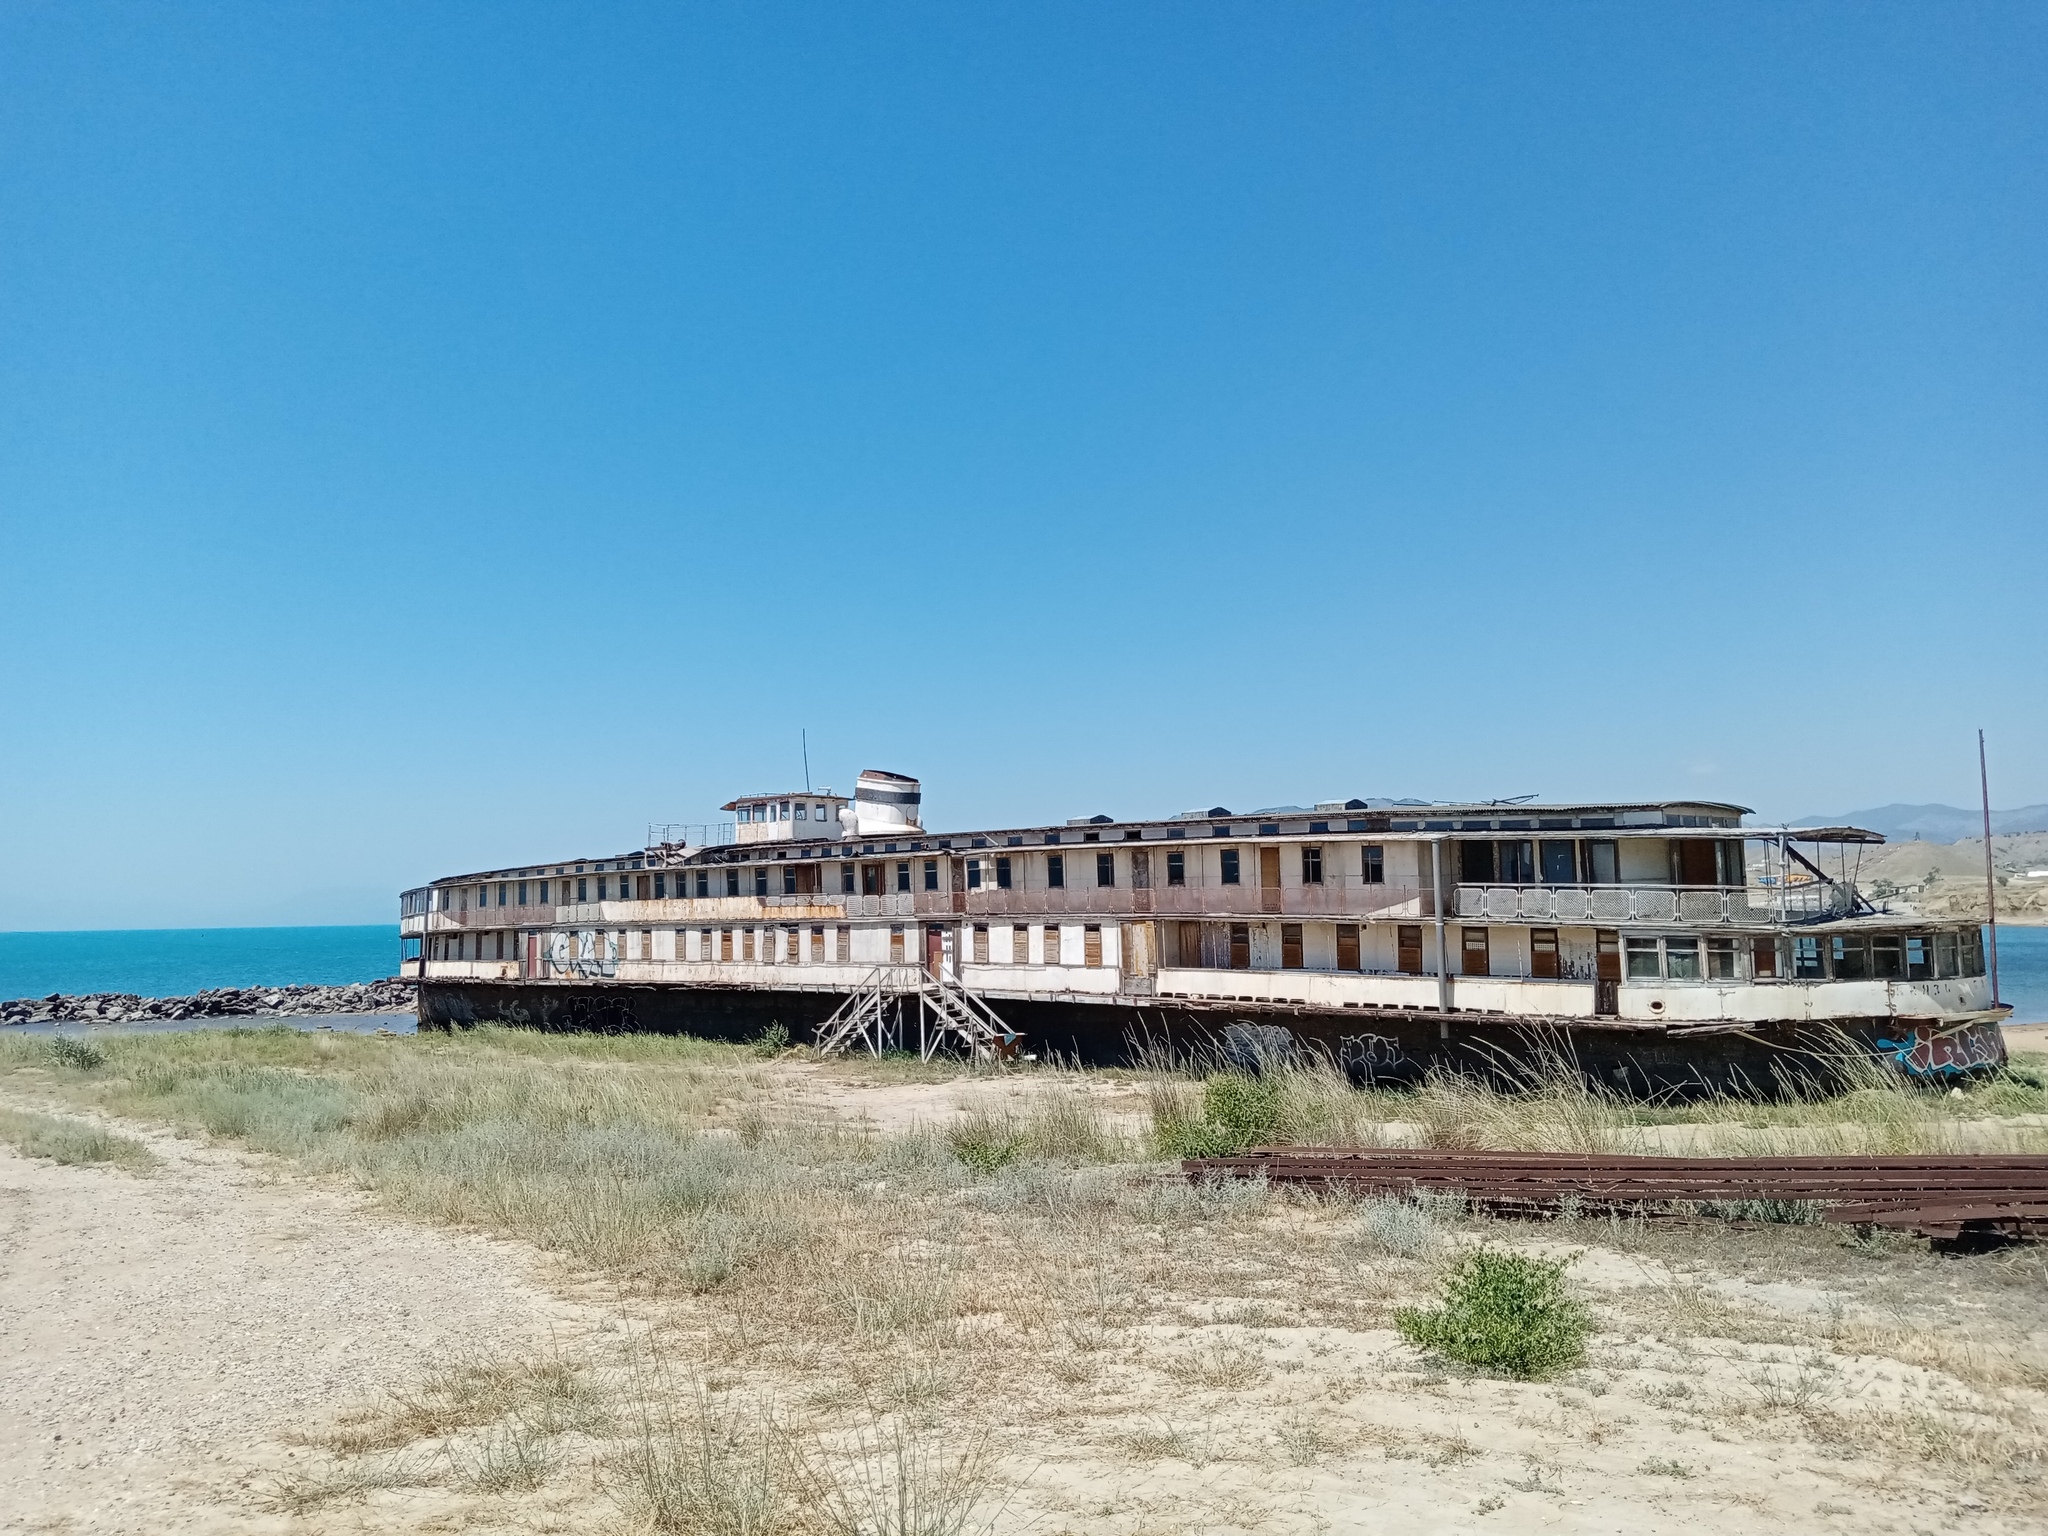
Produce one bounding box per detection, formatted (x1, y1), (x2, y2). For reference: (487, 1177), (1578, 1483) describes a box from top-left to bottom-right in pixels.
(925, 924), (945, 979)
(1595, 930), (1621, 1015)
(1259, 847), (1282, 913)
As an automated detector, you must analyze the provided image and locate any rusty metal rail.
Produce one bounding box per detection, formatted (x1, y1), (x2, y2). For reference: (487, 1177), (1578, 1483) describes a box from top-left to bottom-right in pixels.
(1183, 1149), (2048, 1243)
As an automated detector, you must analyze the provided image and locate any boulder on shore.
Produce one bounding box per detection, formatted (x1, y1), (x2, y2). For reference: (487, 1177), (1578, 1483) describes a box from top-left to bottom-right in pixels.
(0, 977), (418, 1026)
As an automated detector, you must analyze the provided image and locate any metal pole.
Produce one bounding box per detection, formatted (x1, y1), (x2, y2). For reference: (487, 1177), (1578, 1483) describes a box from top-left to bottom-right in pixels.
(1980, 729), (2001, 1007)
(1430, 839), (1450, 1032)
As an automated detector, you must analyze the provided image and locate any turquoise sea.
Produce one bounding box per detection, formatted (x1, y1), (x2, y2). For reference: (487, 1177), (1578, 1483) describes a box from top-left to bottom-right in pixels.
(0, 921), (2042, 1024)
(0, 926), (400, 1001)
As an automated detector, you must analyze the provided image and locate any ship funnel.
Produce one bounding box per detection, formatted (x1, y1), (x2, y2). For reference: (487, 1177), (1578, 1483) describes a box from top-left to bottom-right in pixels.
(848, 769), (922, 837)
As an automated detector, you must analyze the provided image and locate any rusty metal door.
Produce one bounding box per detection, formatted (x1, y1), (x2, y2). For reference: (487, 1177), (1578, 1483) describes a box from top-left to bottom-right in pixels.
(1259, 847), (1281, 913)
(1595, 930), (1621, 1015)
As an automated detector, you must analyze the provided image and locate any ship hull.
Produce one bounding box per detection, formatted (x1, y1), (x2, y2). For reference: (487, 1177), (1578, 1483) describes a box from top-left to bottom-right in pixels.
(417, 979), (2007, 1096)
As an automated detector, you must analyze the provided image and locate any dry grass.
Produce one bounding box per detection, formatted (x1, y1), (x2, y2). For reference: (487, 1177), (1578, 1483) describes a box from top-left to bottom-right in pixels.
(0, 1103), (155, 1170)
(5, 1024), (2047, 1530)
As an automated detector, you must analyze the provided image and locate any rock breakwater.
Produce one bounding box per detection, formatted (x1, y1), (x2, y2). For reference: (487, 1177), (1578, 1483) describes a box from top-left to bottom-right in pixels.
(2, 978), (417, 1026)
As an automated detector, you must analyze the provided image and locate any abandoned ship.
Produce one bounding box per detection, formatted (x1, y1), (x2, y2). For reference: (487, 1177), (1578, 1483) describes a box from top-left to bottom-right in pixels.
(401, 769), (2008, 1089)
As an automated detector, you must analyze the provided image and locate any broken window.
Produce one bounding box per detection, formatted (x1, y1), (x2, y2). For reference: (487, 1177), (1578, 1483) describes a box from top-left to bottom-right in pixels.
(1229, 922), (1251, 970)
(1167, 851), (1186, 886)
(1220, 849), (1240, 885)
(1665, 937), (1701, 980)
(1625, 937), (1661, 978)
(1531, 927), (1560, 979)
(1906, 935), (1933, 981)
(1871, 935), (1904, 980)
(1539, 841), (1576, 885)
(1462, 927), (1491, 976)
(1361, 846), (1384, 884)
(1830, 936), (1869, 980)
(1751, 936), (1778, 978)
(1047, 854), (1065, 889)
(1281, 923), (1304, 969)
(1960, 928), (1985, 976)
(839, 863), (854, 894)
(860, 863), (881, 896)
(995, 856), (1012, 889)
(1460, 842), (1494, 883)
(1397, 925), (1424, 975)
(1706, 936), (1737, 979)
(1301, 847), (1323, 885)
(1791, 936), (1824, 979)
(1096, 852), (1115, 887)
(1585, 840), (1619, 885)
(1497, 841), (1534, 884)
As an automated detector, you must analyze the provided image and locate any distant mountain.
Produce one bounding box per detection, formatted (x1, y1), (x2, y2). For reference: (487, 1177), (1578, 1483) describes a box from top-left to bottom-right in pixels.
(1791, 803), (2048, 843)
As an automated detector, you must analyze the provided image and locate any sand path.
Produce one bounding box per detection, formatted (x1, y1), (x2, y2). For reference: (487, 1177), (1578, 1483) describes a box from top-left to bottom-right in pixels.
(0, 1098), (599, 1534)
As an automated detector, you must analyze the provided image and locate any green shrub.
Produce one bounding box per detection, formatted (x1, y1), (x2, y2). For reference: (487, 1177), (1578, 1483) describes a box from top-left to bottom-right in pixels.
(1152, 1072), (1283, 1159)
(1395, 1249), (1588, 1379)
(947, 1111), (1024, 1175)
(47, 1035), (107, 1071)
(751, 1022), (791, 1059)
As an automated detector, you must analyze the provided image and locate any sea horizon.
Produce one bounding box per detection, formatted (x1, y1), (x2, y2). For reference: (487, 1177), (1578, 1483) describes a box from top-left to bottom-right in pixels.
(0, 925), (400, 1002)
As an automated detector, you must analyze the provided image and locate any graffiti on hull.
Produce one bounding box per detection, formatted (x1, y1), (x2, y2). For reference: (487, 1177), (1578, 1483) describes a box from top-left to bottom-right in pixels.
(1874, 1020), (2007, 1078)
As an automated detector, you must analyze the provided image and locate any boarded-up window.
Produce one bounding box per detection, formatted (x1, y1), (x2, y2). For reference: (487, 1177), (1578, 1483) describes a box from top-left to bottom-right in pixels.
(1752, 936), (1779, 978)
(699, 927), (712, 961)
(1084, 925), (1103, 967)
(1461, 927), (1490, 976)
(675, 928), (688, 960)
(637, 874), (651, 900)
(720, 929), (733, 962)
(1281, 923), (1304, 968)
(973, 924), (989, 964)
(889, 925), (906, 963)
(810, 925), (825, 961)
(1012, 926), (1029, 964)
(1531, 927), (1560, 979)
(1229, 922), (1251, 970)
(835, 924), (850, 961)
(1178, 920), (1203, 967)
(1044, 925), (1062, 965)
(742, 929), (756, 962)
(1397, 924), (1424, 975)
(641, 929), (653, 960)
(1673, 839), (1719, 887)
(1336, 924), (1360, 971)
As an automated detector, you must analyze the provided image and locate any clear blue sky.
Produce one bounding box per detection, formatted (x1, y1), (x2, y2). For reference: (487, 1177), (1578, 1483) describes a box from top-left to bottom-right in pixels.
(2, 3), (2043, 930)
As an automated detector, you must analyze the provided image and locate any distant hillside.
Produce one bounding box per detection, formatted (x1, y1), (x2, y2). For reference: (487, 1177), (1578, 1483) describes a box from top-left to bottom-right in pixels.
(1792, 803), (2048, 843)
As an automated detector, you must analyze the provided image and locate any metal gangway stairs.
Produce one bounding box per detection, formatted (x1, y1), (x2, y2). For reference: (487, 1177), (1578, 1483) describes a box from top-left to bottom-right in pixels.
(813, 964), (1020, 1062)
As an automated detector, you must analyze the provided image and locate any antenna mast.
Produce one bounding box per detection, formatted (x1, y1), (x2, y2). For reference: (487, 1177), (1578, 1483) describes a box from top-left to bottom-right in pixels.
(1979, 729), (2000, 1007)
(802, 729), (812, 794)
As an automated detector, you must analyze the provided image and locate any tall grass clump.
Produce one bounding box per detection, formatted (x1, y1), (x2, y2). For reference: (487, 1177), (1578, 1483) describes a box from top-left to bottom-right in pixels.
(946, 1093), (1131, 1173)
(1152, 1072), (1281, 1158)
(46, 1035), (108, 1071)
(1396, 1249), (1589, 1379)
(0, 1105), (155, 1170)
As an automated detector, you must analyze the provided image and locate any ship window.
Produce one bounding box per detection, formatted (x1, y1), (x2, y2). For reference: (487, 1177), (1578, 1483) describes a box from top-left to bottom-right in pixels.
(1791, 936), (1824, 978)
(1220, 849), (1241, 885)
(1539, 841), (1577, 884)
(1532, 927), (1560, 978)
(1301, 847), (1323, 885)
(923, 859), (939, 891)
(1906, 934), (1934, 980)
(1096, 852), (1115, 887)
(973, 924), (989, 963)
(1281, 923), (1304, 969)
(1830, 936), (1868, 980)
(1665, 937), (1701, 980)
(840, 863), (855, 894)
(995, 856), (1012, 889)
(1362, 846), (1384, 884)
(1960, 928), (1984, 976)
(782, 867), (797, 895)
(726, 869), (742, 897)
(1397, 924), (1424, 974)
(1229, 922), (1250, 969)
(1706, 936), (1737, 979)
(1625, 937), (1662, 979)
(967, 858), (982, 890)
(577, 877), (588, 902)
(1935, 931), (1958, 976)
(1460, 842), (1494, 883)
(1047, 854), (1065, 889)
(897, 861), (912, 893)
(1871, 935), (1904, 980)
(1044, 925), (1062, 964)
(1336, 923), (1361, 970)
(1752, 936), (1779, 978)
(694, 871), (709, 898)
(652, 875), (664, 900)
(538, 880), (549, 904)
(1497, 840), (1534, 884)
(1013, 926), (1029, 964)
(518, 881), (528, 905)
(794, 803), (805, 820)
(1166, 851), (1186, 886)
(1585, 840), (1619, 885)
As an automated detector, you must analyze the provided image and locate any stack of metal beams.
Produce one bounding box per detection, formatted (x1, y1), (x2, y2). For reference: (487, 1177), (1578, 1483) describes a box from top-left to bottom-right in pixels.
(1182, 1149), (2048, 1244)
